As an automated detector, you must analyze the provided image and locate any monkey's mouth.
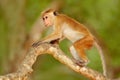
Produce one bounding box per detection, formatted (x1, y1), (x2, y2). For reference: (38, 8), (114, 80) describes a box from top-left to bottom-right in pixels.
(44, 23), (48, 27)
(45, 24), (48, 27)
(45, 24), (50, 27)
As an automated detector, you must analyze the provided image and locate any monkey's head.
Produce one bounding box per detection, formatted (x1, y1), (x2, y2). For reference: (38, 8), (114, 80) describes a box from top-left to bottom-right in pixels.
(41, 9), (58, 27)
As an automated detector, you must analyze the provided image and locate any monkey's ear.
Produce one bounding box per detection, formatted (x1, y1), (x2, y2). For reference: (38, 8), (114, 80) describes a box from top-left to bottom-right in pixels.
(53, 11), (58, 16)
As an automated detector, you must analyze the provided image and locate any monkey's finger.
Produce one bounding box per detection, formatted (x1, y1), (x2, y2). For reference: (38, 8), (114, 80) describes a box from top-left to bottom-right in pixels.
(32, 41), (42, 47)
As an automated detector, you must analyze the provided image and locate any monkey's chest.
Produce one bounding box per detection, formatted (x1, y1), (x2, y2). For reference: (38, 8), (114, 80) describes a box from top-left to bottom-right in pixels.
(63, 27), (84, 43)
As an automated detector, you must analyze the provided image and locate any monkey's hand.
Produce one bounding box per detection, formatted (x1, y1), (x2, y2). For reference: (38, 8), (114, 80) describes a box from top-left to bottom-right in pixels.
(32, 41), (42, 47)
(32, 41), (48, 47)
(32, 38), (60, 47)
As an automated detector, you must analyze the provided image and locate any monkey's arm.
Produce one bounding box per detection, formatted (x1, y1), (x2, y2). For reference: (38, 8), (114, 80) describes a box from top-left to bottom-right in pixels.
(32, 32), (62, 47)
(42, 32), (62, 43)
(42, 25), (62, 43)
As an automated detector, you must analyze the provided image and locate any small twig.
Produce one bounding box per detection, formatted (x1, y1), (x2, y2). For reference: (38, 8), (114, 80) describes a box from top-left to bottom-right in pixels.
(0, 42), (110, 80)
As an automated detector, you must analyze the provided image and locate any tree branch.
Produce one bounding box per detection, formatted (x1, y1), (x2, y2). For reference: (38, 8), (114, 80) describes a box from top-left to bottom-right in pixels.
(0, 43), (110, 80)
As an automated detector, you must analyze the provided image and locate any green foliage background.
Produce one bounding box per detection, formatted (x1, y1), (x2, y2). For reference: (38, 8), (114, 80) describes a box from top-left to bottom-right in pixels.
(0, 0), (120, 80)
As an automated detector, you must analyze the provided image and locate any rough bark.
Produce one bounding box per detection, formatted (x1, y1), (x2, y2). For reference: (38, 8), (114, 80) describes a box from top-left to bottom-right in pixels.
(0, 42), (110, 80)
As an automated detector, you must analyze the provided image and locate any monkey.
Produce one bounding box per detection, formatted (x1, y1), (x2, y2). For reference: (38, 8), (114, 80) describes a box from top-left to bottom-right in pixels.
(38, 9), (107, 76)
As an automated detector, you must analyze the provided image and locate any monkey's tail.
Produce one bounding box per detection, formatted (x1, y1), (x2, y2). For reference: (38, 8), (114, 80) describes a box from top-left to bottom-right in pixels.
(94, 40), (107, 77)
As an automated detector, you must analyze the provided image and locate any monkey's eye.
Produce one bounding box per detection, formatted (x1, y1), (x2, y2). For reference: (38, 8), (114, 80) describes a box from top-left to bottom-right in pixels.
(45, 16), (48, 19)
(43, 18), (45, 20)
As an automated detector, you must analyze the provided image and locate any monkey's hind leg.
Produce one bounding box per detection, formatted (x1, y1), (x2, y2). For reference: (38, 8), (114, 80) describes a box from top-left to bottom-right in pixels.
(69, 46), (87, 66)
(73, 37), (94, 66)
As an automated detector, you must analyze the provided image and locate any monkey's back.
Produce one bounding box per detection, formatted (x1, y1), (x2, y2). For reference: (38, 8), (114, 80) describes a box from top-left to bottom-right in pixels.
(56, 14), (93, 42)
(57, 14), (91, 36)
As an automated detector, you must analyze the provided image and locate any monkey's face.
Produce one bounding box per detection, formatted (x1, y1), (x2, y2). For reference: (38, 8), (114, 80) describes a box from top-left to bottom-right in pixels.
(42, 13), (54, 27)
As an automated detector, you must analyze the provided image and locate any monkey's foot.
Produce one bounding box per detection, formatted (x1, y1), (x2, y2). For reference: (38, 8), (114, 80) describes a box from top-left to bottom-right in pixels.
(74, 60), (89, 67)
(32, 41), (42, 47)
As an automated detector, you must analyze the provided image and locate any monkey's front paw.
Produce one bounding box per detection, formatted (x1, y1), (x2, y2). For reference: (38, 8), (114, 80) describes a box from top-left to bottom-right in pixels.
(74, 60), (89, 67)
(32, 41), (42, 47)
